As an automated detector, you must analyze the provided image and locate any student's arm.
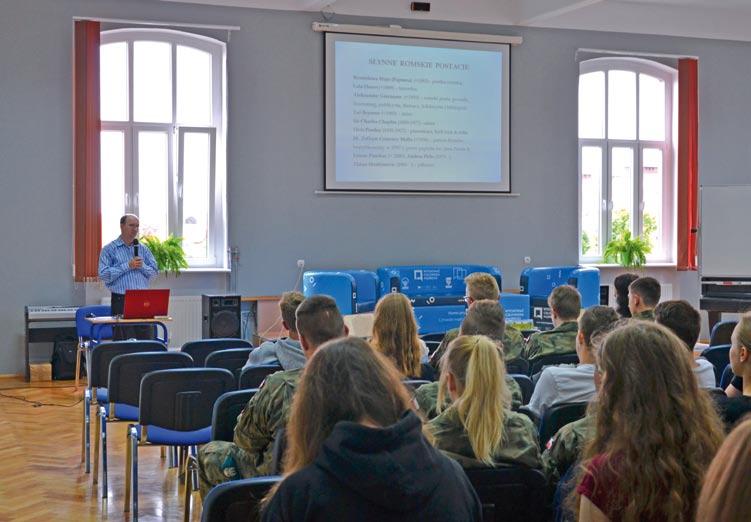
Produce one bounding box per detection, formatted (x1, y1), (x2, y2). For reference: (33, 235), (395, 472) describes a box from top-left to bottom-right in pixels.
(579, 497), (610, 522)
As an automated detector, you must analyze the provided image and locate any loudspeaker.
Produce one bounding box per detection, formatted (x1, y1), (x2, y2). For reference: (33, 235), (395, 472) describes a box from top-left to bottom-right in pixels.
(202, 294), (241, 338)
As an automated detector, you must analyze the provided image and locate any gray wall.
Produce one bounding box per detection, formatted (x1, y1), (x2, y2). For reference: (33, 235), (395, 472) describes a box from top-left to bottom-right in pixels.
(1, 0), (750, 373)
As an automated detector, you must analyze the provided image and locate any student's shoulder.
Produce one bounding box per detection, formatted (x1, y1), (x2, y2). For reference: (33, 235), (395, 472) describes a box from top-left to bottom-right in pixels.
(259, 367), (303, 393)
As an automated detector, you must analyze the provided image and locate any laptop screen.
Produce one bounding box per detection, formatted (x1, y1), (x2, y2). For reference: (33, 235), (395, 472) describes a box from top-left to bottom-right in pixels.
(123, 289), (170, 319)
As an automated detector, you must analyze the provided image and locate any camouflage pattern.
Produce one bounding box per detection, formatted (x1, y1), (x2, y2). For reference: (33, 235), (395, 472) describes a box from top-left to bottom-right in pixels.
(541, 415), (592, 484)
(415, 378), (523, 420)
(632, 309), (655, 321)
(524, 321), (579, 362)
(197, 367), (302, 498)
(428, 406), (542, 469)
(429, 326), (527, 373)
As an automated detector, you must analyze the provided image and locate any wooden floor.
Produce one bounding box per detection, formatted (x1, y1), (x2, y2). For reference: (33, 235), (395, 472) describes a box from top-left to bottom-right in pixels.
(0, 377), (202, 521)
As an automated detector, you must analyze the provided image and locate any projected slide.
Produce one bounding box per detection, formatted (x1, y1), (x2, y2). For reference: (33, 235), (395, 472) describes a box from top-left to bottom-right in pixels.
(325, 33), (510, 192)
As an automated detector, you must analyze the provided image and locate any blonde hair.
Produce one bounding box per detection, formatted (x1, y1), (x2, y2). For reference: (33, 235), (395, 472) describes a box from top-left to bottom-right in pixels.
(279, 291), (304, 333)
(438, 335), (510, 465)
(371, 293), (422, 378)
(465, 273), (500, 301)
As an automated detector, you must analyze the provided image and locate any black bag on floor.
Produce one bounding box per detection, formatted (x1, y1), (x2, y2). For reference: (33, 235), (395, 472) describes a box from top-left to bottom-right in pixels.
(51, 336), (83, 380)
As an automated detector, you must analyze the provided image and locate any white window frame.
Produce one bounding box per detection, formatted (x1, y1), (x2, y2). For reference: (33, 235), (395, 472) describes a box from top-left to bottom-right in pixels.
(100, 28), (227, 268)
(578, 57), (677, 264)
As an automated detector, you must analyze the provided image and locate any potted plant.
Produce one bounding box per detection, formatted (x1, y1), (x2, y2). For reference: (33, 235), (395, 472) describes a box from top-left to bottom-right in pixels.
(140, 235), (189, 276)
(603, 230), (652, 268)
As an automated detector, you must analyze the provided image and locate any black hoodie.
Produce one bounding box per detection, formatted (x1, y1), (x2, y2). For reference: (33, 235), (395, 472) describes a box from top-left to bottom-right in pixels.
(262, 411), (482, 521)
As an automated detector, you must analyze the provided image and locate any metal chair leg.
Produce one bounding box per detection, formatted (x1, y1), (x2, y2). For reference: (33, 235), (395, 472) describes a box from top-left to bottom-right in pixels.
(101, 410), (108, 499)
(83, 389), (91, 473)
(93, 407), (101, 484)
(74, 342), (83, 391)
(124, 425), (133, 513)
(132, 429), (139, 520)
(190, 446), (198, 491)
(183, 455), (194, 522)
(161, 446), (166, 459)
(80, 389), (87, 464)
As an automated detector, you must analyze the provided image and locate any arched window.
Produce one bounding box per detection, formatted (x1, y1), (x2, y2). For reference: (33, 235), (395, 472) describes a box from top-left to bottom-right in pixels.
(99, 28), (226, 267)
(578, 57), (676, 263)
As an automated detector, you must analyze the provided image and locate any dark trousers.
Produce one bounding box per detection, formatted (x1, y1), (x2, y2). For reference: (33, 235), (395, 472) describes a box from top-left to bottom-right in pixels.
(111, 293), (155, 341)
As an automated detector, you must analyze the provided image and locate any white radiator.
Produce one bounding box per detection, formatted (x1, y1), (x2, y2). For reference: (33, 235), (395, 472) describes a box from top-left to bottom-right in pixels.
(661, 283), (673, 301)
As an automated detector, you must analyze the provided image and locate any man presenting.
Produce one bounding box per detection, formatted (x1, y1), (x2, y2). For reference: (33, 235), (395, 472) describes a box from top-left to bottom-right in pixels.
(98, 214), (158, 340)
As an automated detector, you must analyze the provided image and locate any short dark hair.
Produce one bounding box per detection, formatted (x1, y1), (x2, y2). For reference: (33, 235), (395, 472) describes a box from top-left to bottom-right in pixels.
(460, 300), (506, 341)
(120, 213), (138, 225)
(613, 273), (639, 317)
(548, 285), (581, 321)
(295, 295), (345, 347)
(279, 291), (305, 333)
(655, 300), (701, 350)
(629, 277), (661, 307)
(579, 305), (619, 347)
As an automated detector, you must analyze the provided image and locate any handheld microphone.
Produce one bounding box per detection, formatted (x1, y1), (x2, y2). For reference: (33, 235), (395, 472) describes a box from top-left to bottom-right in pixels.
(133, 238), (139, 257)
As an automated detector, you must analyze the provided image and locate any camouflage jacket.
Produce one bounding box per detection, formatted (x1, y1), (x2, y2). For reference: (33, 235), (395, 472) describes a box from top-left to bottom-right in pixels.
(632, 309), (655, 321)
(233, 367), (302, 475)
(524, 321), (578, 361)
(428, 406), (542, 469)
(414, 379), (523, 420)
(541, 415), (592, 484)
(429, 326), (527, 373)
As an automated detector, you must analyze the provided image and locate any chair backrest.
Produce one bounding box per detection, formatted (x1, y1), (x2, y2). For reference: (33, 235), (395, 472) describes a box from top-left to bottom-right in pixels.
(529, 353), (579, 377)
(271, 428), (286, 475)
(89, 340), (166, 389)
(539, 402), (589, 448)
(710, 320), (737, 347)
(719, 364), (735, 390)
(506, 358), (529, 375)
(509, 374), (534, 405)
(205, 348), (253, 374)
(239, 364), (283, 390)
(181, 338), (252, 366)
(701, 344), (731, 386)
(420, 332), (446, 343)
(465, 466), (548, 522)
(404, 379), (431, 391)
(75, 304), (113, 341)
(212, 389), (258, 442)
(108, 351), (194, 407)
(419, 362), (436, 381)
(139, 368), (235, 431)
(201, 476), (281, 522)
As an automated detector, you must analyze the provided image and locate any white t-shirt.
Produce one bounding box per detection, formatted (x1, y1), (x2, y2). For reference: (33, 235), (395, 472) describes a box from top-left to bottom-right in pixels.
(526, 363), (596, 418)
(693, 358), (717, 389)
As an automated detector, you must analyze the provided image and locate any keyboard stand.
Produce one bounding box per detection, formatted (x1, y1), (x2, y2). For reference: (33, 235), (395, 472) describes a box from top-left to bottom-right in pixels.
(24, 306), (78, 382)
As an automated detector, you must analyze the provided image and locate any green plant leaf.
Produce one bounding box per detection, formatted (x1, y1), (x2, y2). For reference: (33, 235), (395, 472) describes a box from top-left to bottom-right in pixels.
(140, 234), (189, 277)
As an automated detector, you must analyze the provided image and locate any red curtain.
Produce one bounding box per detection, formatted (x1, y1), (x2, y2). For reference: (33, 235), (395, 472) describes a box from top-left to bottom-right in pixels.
(73, 20), (101, 282)
(677, 58), (699, 271)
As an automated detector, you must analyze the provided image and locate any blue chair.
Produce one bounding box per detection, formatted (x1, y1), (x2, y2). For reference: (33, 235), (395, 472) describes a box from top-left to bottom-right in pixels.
(181, 338), (252, 367)
(719, 364), (735, 390)
(710, 321), (737, 347)
(506, 358), (530, 375)
(538, 402), (589, 449)
(212, 389), (258, 442)
(529, 353), (579, 377)
(124, 367), (235, 518)
(510, 374), (534, 406)
(205, 348), (253, 376)
(95, 351), (193, 497)
(239, 364), (283, 389)
(75, 304), (112, 391)
(465, 466), (549, 522)
(200, 476), (281, 522)
(701, 344), (731, 386)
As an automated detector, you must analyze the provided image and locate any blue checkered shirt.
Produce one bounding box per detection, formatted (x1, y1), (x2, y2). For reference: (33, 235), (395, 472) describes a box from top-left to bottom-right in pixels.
(98, 237), (159, 294)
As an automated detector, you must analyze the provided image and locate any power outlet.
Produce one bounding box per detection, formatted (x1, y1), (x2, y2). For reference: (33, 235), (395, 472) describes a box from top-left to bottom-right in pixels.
(297, 259), (305, 268)
(523, 256), (532, 264)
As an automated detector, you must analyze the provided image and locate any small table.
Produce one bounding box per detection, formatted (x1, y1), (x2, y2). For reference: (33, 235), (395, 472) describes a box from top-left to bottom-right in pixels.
(86, 316), (172, 345)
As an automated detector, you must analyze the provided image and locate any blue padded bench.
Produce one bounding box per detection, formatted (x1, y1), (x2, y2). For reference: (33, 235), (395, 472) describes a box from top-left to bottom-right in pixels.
(519, 266), (600, 330)
(303, 270), (379, 315)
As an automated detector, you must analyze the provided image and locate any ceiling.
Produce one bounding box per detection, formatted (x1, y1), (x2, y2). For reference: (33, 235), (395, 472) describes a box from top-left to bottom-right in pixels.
(160, 0), (751, 42)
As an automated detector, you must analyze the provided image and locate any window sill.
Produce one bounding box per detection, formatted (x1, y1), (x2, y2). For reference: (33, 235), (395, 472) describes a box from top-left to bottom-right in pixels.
(179, 267), (231, 273)
(580, 262), (677, 269)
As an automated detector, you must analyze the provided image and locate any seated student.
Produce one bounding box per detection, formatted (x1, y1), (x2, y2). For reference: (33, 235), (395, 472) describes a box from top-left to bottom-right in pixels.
(429, 272), (525, 371)
(696, 419), (751, 522)
(261, 337), (482, 522)
(415, 300), (523, 419)
(527, 305), (618, 418)
(524, 285), (581, 362)
(654, 300), (717, 388)
(370, 293), (429, 379)
(571, 321), (724, 522)
(197, 295), (347, 498)
(428, 335), (541, 469)
(627, 276), (661, 321)
(716, 313), (751, 429)
(613, 273), (638, 318)
(244, 291), (305, 370)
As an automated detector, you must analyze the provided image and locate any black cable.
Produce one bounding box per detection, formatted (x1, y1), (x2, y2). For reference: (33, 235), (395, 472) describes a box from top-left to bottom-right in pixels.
(0, 391), (83, 408)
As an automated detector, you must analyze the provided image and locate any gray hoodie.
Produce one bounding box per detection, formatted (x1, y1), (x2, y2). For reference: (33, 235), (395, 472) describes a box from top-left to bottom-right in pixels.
(244, 337), (305, 371)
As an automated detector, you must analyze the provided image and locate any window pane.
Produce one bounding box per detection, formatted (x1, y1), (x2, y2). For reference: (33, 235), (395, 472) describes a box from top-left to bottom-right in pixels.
(181, 133), (212, 260)
(101, 131), (125, 243)
(608, 70), (636, 140)
(578, 71), (605, 139)
(176, 46), (212, 125)
(137, 131), (169, 239)
(639, 74), (666, 141)
(133, 41), (172, 123)
(642, 148), (664, 257)
(581, 147), (603, 257)
(100, 42), (128, 121)
(611, 147), (634, 239)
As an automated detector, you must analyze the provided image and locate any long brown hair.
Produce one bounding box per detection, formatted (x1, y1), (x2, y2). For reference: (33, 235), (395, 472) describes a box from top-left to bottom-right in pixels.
(571, 321), (724, 521)
(696, 419), (751, 522)
(371, 293), (422, 377)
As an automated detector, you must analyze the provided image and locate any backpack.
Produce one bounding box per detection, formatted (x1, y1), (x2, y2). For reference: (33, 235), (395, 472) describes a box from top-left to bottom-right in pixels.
(51, 336), (83, 380)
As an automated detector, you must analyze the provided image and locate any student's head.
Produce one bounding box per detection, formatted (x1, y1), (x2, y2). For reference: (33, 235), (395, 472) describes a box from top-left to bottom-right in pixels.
(574, 321), (724, 520)
(613, 273), (639, 318)
(371, 293), (421, 378)
(437, 335), (510, 465)
(547, 285), (581, 324)
(654, 300), (701, 351)
(730, 313), (751, 379)
(119, 214), (140, 244)
(696, 419), (751, 522)
(628, 276), (661, 315)
(294, 295), (346, 358)
(278, 291), (305, 337)
(459, 299), (506, 342)
(464, 272), (500, 304)
(281, 336), (413, 476)
(576, 305), (619, 363)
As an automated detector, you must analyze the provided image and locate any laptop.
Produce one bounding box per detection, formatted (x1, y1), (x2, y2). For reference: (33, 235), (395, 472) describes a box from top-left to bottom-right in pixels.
(123, 289), (170, 319)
